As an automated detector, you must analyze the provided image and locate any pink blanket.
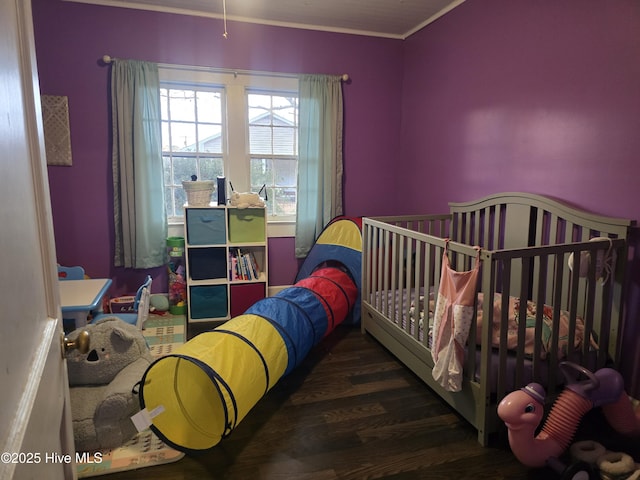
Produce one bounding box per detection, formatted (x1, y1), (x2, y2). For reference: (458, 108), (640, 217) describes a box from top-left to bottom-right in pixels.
(475, 293), (595, 359)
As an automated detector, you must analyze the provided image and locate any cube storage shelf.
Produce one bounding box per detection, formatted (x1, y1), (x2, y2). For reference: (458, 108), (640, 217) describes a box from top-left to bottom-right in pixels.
(184, 206), (268, 325)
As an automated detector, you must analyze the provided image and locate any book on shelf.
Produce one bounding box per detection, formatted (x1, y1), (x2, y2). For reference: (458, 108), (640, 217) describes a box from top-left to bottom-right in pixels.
(229, 248), (261, 281)
(249, 251), (260, 278)
(229, 254), (239, 281)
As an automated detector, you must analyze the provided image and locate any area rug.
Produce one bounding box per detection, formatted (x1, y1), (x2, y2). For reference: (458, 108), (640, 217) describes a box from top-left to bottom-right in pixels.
(142, 313), (186, 358)
(76, 313), (186, 478)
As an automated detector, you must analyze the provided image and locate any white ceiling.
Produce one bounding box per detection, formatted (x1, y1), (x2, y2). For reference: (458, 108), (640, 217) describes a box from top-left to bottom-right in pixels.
(64, 0), (466, 39)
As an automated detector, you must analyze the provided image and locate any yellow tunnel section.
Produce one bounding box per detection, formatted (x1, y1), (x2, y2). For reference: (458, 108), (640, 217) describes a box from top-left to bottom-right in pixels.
(139, 313), (288, 452)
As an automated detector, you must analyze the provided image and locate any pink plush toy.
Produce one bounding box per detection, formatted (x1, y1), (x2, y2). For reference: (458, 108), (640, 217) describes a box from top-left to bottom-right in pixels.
(498, 362), (640, 469)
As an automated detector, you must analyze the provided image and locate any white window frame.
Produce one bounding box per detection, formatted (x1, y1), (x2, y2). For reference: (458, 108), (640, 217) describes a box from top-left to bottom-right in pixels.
(160, 66), (298, 238)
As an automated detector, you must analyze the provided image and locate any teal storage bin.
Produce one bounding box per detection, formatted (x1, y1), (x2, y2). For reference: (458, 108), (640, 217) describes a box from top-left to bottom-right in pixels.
(189, 285), (228, 319)
(186, 208), (226, 245)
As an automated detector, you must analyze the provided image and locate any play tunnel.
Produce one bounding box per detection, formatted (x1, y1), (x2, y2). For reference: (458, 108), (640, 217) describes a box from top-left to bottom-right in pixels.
(139, 218), (362, 453)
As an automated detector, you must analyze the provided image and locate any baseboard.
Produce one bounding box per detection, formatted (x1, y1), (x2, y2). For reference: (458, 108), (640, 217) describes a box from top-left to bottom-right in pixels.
(268, 285), (291, 296)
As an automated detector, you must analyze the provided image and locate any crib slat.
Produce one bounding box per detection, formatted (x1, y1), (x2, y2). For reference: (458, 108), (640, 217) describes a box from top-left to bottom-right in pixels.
(567, 248), (581, 365)
(388, 231), (397, 323)
(496, 258), (511, 402)
(583, 247), (598, 365)
(496, 204), (505, 250)
(411, 244), (422, 340)
(403, 239), (413, 334)
(514, 258), (531, 389)
(532, 254), (547, 382)
(482, 207), (490, 249)
(547, 253), (565, 395)
(381, 228), (389, 314)
(558, 220), (575, 310)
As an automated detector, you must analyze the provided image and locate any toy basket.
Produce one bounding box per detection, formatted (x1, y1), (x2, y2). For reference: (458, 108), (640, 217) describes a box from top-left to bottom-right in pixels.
(182, 180), (214, 207)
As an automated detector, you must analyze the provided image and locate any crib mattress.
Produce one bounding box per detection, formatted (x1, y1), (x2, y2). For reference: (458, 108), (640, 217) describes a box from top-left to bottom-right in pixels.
(369, 288), (598, 392)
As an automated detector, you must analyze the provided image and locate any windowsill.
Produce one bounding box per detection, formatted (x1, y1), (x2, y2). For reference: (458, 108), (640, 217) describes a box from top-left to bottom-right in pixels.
(266, 221), (295, 238)
(168, 220), (295, 238)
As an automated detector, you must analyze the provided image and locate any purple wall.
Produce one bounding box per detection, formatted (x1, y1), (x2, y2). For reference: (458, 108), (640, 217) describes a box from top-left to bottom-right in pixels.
(32, 0), (403, 293)
(33, 0), (640, 395)
(399, 1), (640, 396)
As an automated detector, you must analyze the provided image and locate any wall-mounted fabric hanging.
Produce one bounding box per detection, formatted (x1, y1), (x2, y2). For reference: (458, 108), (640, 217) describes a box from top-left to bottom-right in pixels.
(41, 94), (72, 166)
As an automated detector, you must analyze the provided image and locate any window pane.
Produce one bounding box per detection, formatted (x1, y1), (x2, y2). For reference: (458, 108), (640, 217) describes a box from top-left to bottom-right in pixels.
(272, 188), (296, 216)
(249, 125), (272, 154)
(250, 158), (271, 187)
(197, 124), (223, 153)
(171, 122), (197, 152)
(160, 89), (169, 120)
(199, 157), (224, 180)
(273, 158), (297, 186)
(169, 89), (196, 122)
(164, 186), (174, 217)
(172, 156), (198, 183)
(248, 93), (271, 124)
(251, 157), (296, 217)
(175, 189), (187, 216)
(163, 155), (171, 185)
(196, 91), (222, 123)
(165, 186), (183, 218)
(161, 121), (171, 151)
(272, 96), (297, 124)
(273, 127), (295, 155)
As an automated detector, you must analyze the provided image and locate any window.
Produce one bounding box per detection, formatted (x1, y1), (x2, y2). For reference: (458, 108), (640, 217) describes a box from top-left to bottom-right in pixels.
(248, 93), (298, 217)
(160, 67), (299, 230)
(161, 86), (224, 219)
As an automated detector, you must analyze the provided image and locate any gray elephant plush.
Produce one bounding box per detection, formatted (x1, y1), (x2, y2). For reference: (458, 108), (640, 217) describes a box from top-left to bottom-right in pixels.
(66, 317), (153, 452)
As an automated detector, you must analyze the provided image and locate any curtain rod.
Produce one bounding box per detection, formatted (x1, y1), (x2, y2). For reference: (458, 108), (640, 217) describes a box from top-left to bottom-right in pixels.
(101, 55), (349, 82)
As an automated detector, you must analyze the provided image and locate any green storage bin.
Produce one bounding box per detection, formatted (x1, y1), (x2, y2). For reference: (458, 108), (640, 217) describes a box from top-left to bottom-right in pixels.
(228, 208), (265, 243)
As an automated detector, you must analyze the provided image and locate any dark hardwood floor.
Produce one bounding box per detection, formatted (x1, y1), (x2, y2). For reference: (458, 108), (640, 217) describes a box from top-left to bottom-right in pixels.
(101, 326), (634, 480)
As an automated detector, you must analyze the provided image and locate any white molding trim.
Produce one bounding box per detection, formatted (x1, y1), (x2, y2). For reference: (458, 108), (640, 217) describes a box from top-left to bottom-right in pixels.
(403, 0), (466, 39)
(267, 285), (291, 297)
(63, 0), (465, 39)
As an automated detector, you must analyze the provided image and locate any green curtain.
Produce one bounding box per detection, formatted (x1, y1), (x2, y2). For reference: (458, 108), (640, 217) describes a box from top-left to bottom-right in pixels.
(295, 74), (344, 258)
(111, 60), (167, 268)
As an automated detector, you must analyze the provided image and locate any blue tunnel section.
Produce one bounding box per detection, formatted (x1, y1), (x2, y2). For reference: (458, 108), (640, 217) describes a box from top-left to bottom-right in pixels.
(139, 217), (362, 452)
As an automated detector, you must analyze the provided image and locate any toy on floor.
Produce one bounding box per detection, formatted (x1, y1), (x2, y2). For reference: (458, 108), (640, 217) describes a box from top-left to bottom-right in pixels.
(498, 361), (640, 477)
(138, 217), (363, 453)
(570, 440), (640, 480)
(66, 317), (153, 452)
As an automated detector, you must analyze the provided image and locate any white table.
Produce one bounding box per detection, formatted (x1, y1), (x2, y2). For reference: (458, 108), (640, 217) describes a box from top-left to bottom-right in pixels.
(60, 278), (112, 328)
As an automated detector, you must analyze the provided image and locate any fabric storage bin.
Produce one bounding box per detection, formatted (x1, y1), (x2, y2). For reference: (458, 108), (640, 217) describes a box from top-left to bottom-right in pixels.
(189, 285), (228, 319)
(188, 247), (227, 281)
(228, 208), (265, 243)
(109, 296), (135, 313)
(229, 282), (266, 318)
(186, 208), (226, 245)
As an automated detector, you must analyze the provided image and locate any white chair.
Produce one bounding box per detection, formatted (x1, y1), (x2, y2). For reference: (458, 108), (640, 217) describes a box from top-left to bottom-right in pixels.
(92, 275), (152, 330)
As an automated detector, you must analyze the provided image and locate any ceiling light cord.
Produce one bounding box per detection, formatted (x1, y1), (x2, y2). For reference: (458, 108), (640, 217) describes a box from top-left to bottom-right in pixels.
(223, 0), (228, 39)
